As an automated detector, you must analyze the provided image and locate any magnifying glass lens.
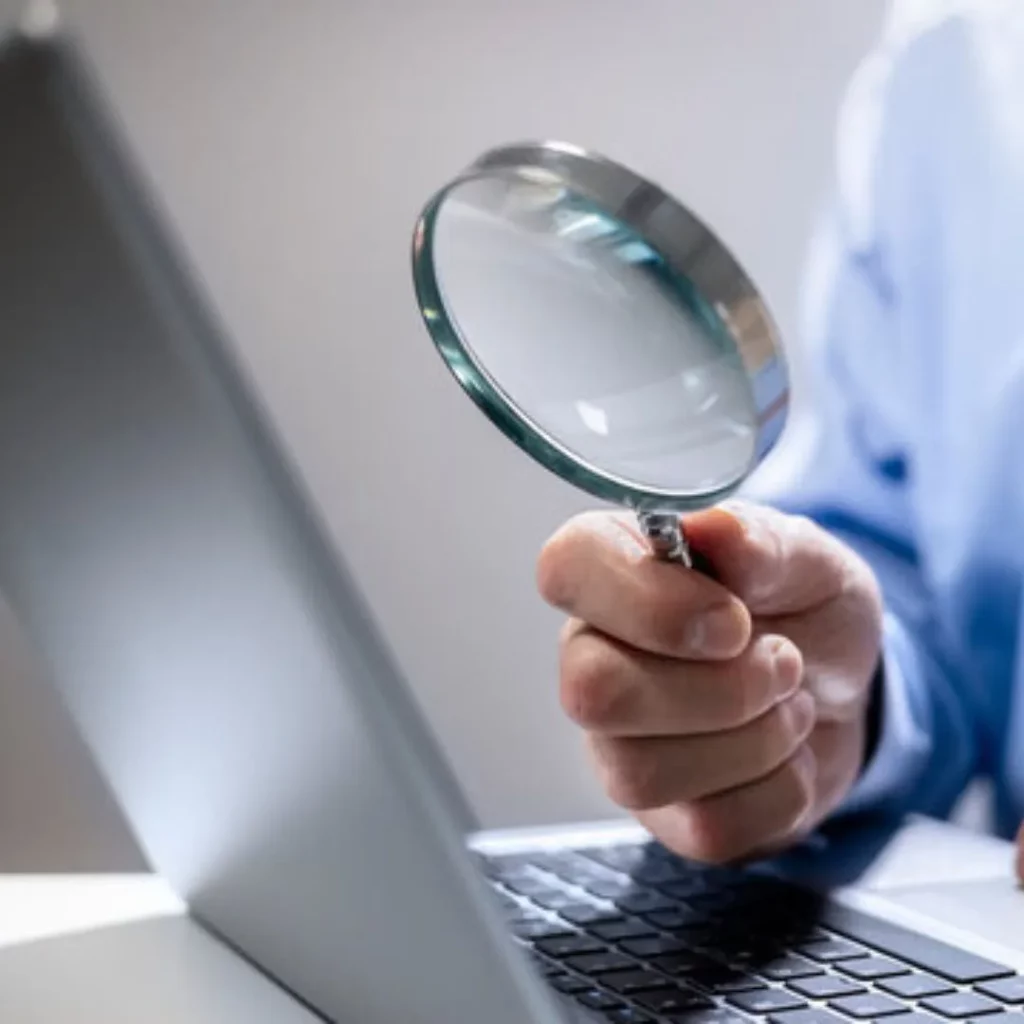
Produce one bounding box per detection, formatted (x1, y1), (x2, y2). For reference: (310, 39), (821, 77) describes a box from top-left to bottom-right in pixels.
(431, 172), (759, 496)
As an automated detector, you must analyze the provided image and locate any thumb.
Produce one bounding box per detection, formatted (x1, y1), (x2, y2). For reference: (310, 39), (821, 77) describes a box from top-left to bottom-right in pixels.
(683, 499), (854, 616)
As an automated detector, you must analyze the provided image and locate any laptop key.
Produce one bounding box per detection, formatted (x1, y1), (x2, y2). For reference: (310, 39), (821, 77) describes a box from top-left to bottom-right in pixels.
(688, 964), (766, 994)
(877, 973), (955, 999)
(535, 933), (605, 958)
(728, 989), (808, 1014)
(620, 936), (693, 959)
(601, 969), (676, 994)
(564, 952), (637, 976)
(634, 987), (714, 1015)
(645, 907), (700, 931)
(558, 903), (620, 926)
(919, 992), (1003, 1019)
(977, 977), (1024, 1004)
(959, 1017), (1024, 1024)
(588, 918), (657, 942)
(532, 891), (589, 912)
(675, 1009), (752, 1024)
(585, 877), (636, 900)
(828, 993), (911, 1018)
(606, 1008), (655, 1024)
(760, 955), (825, 981)
(616, 889), (679, 915)
(787, 975), (866, 1000)
(576, 988), (624, 1012)
(769, 1010), (849, 1024)
(549, 973), (591, 995)
(511, 918), (574, 940)
(650, 952), (717, 978)
(798, 938), (865, 963)
(838, 956), (910, 981)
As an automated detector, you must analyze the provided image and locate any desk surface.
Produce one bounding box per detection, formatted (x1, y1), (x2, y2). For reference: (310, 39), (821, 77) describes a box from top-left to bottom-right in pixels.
(0, 874), (318, 1023)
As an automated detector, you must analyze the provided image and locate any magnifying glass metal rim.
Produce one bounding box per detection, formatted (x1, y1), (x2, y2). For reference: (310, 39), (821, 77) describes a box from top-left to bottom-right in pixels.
(411, 139), (789, 517)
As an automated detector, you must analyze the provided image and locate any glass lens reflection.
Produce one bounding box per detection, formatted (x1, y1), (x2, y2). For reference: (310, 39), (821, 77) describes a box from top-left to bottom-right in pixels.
(431, 172), (757, 495)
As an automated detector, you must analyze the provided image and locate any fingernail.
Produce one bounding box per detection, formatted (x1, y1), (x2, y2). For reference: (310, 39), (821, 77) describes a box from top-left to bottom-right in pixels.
(788, 690), (816, 736)
(688, 602), (747, 656)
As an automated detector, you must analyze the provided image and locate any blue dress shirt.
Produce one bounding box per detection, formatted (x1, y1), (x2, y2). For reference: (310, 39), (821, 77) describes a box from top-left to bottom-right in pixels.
(745, 0), (1024, 838)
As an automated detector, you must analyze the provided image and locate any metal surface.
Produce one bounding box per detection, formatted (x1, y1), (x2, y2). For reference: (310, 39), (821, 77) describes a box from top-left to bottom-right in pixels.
(637, 511), (692, 566)
(0, 34), (564, 1024)
(412, 140), (790, 516)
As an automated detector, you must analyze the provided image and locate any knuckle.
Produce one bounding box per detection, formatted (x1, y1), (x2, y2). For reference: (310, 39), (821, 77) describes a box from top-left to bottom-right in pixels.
(641, 597), (694, 654)
(748, 703), (796, 774)
(730, 642), (779, 725)
(561, 638), (629, 729)
(603, 747), (663, 811)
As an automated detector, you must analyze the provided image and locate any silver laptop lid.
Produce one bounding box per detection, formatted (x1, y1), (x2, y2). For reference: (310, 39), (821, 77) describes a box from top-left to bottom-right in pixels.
(0, 32), (563, 1024)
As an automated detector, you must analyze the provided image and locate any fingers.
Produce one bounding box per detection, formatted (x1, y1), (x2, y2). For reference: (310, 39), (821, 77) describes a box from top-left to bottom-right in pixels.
(682, 500), (879, 617)
(541, 505), (882, 864)
(637, 744), (817, 864)
(537, 511), (751, 659)
(588, 688), (816, 810)
(560, 625), (803, 737)
(767, 594), (882, 721)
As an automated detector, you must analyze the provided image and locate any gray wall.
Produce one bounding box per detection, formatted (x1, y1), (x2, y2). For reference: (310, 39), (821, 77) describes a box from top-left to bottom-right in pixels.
(0, 1), (884, 869)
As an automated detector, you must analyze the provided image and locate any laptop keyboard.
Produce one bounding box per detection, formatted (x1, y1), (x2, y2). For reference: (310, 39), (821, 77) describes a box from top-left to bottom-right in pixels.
(481, 841), (1022, 1024)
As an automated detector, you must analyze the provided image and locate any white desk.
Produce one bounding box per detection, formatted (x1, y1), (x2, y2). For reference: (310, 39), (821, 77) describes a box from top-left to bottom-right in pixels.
(0, 874), (317, 1023)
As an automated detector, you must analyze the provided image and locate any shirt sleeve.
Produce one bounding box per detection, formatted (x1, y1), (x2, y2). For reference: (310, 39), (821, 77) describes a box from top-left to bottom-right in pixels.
(741, 7), (980, 820)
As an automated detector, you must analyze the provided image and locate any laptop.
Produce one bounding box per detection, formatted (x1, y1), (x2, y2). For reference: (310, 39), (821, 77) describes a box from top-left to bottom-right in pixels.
(1, 24), (1024, 1024)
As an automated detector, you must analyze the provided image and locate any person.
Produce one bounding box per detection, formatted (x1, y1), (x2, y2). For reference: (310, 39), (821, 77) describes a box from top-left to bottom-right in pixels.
(536, 0), (1024, 877)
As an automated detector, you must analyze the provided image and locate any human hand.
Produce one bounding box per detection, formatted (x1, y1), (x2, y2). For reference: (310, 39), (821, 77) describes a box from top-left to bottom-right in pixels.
(536, 501), (883, 863)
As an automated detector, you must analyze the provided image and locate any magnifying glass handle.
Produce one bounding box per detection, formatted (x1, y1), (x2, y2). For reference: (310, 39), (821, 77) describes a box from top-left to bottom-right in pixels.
(637, 512), (715, 576)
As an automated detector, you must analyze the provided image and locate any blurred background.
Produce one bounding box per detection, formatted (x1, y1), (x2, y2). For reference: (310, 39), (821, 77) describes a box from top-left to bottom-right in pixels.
(0, 0), (886, 870)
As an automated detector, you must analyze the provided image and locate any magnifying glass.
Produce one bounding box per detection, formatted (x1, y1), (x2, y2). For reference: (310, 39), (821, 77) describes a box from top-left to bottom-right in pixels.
(411, 141), (788, 570)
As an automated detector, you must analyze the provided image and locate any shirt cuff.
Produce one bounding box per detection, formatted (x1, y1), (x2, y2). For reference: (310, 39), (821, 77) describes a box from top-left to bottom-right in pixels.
(834, 611), (932, 816)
